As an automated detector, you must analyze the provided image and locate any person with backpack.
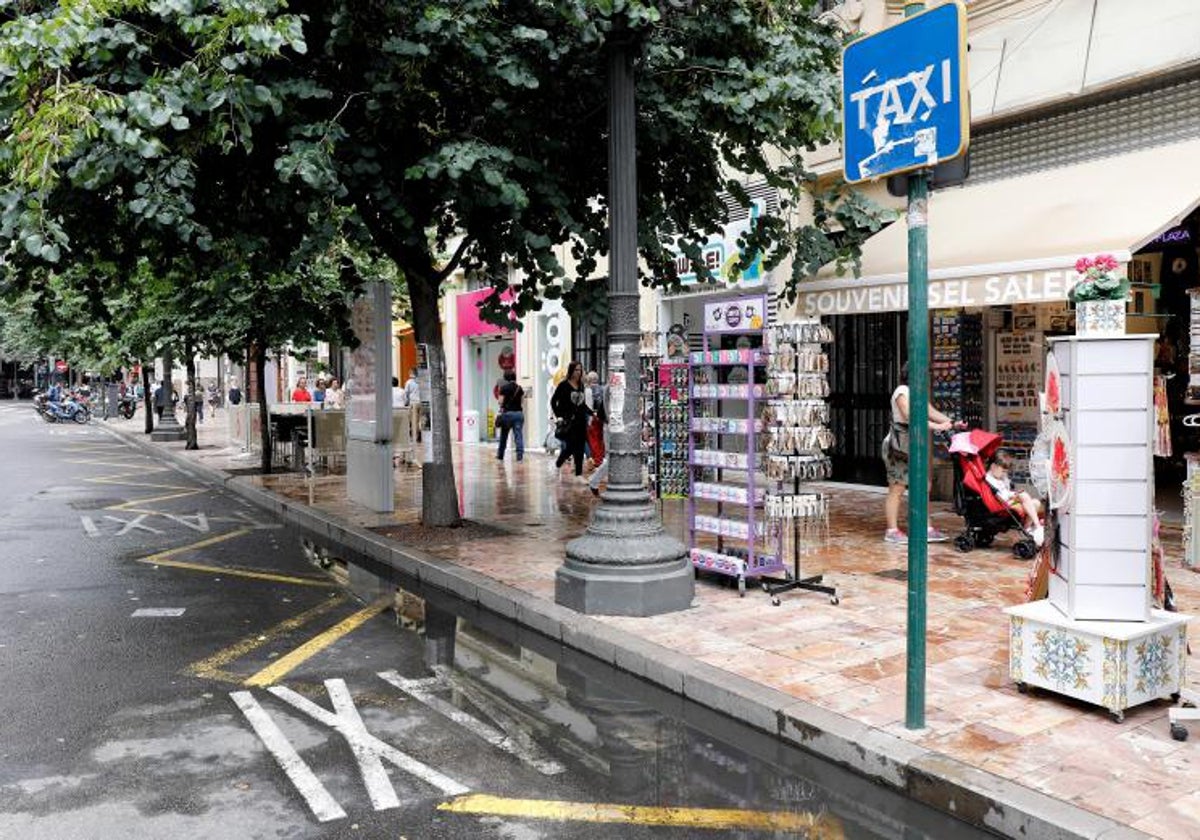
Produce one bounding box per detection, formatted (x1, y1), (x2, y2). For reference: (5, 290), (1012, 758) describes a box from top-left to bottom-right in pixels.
(495, 370), (525, 461)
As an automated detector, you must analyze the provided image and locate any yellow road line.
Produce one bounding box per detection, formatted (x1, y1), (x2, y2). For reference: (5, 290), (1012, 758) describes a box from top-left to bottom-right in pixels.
(85, 477), (196, 490)
(107, 489), (206, 510)
(136, 529), (334, 587)
(436, 795), (845, 836)
(244, 599), (391, 687)
(138, 529), (252, 563)
(187, 595), (347, 682)
(141, 557), (337, 588)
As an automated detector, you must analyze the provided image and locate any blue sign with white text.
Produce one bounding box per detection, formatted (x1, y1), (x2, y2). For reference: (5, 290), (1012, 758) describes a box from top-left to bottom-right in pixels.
(842, 2), (969, 183)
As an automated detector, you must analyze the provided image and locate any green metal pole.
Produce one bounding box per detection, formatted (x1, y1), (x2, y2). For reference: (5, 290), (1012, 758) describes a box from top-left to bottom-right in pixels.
(904, 0), (929, 731)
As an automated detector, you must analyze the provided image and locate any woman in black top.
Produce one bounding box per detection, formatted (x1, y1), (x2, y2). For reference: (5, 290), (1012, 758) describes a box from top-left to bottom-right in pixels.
(551, 361), (591, 476)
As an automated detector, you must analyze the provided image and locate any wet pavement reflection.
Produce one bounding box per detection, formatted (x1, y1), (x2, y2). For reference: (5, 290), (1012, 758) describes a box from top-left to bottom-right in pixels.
(407, 583), (994, 839)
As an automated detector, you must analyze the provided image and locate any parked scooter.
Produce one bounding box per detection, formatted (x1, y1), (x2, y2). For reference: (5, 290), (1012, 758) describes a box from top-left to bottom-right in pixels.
(42, 394), (91, 424)
(116, 394), (137, 420)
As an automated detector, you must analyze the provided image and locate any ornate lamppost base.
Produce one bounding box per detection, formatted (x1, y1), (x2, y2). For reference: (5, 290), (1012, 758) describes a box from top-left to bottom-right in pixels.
(150, 417), (186, 442)
(557, 488), (694, 616)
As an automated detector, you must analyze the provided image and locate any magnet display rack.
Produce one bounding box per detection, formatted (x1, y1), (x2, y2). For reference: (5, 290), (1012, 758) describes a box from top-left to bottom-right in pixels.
(932, 311), (983, 457)
(687, 299), (778, 596)
(656, 363), (690, 498)
(757, 318), (839, 606)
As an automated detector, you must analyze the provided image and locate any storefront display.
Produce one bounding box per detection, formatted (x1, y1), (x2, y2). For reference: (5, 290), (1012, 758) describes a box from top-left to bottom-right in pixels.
(686, 302), (837, 603)
(932, 311), (984, 454)
(655, 363), (690, 498)
(994, 329), (1043, 486)
(686, 295), (777, 595)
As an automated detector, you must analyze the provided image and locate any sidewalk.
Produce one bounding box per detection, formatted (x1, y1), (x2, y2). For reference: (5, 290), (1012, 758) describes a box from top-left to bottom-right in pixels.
(109, 411), (1200, 839)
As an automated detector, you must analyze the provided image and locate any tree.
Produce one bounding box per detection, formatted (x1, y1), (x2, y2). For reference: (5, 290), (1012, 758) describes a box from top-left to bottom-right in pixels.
(276, 0), (884, 526)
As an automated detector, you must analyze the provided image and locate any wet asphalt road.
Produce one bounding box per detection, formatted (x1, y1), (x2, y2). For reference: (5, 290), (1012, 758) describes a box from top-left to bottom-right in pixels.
(0, 404), (990, 840)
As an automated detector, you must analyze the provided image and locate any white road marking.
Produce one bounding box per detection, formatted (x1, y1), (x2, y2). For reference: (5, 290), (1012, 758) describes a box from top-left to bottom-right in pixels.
(268, 679), (469, 799)
(160, 512), (210, 533)
(130, 608), (186, 617)
(81, 516), (100, 537)
(230, 691), (348, 823)
(378, 670), (564, 775)
(103, 514), (162, 535)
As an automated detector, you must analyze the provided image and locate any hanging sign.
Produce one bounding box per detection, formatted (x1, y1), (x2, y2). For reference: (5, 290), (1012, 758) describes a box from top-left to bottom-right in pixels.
(703, 295), (766, 334)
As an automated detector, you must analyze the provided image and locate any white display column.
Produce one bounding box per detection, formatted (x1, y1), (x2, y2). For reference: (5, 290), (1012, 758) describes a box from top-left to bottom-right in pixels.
(1006, 335), (1190, 722)
(1050, 335), (1153, 621)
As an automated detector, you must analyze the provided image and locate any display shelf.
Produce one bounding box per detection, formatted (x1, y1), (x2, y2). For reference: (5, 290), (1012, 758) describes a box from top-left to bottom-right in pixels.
(691, 384), (766, 400)
(691, 417), (763, 434)
(689, 349), (767, 366)
(690, 548), (781, 580)
(692, 450), (749, 469)
(693, 515), (768, 539)
(692, 482), (764, 505)
(655, 363), (690, 498)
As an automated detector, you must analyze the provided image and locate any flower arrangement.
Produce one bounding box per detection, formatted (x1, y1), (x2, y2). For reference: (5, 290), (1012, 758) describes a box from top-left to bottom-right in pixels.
(1068, 254), (1129, 303)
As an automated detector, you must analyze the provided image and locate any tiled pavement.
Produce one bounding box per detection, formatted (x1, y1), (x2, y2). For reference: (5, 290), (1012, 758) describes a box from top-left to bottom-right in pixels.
(130, 412), (1200, 839)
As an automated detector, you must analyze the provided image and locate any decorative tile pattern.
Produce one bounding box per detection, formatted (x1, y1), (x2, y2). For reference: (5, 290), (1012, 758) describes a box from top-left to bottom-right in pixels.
(1032, 628), (1091, 691)
(1009, 616), (1024, 683)
(1102, 638), (1127, 711)
(1179, 625), (1189, 685)
(1134, 633), (1172, 695)
(1075, 300), (1126, 337)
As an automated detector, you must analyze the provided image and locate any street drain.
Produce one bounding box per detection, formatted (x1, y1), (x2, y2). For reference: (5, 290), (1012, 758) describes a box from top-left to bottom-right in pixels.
(874, 568), (908, 581)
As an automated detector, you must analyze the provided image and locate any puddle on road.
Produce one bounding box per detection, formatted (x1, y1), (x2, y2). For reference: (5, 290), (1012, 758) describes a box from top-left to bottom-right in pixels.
(358, 572), (995, 839)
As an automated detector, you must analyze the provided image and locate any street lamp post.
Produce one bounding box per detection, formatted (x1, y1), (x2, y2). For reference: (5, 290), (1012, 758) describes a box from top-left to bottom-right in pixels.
(556, 27), (694, 616)
(150, 347), (186, 442)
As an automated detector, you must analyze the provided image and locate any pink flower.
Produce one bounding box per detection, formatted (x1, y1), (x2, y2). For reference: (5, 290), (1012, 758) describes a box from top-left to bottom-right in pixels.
(1075, 257), (1093, 273)
(1096, 254), (1119, 272)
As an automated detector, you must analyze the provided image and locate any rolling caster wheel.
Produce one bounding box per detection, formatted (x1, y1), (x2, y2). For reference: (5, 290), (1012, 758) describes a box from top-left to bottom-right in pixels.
(1171, 692), (1181, 703)
(1016, 682), (1028, 694)
(954, 534), (974, 553)
(1170, 723), (1189, 742)
(829, 595), (840, 605)
(737, 577), (746, 597)
(761, 581), (770, 593)
(1110, 710), (1125, 724)
(771, 597), (781, 607)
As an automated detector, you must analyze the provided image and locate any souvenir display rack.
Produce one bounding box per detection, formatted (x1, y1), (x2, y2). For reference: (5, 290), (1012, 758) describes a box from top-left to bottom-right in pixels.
(640, 358), (659, 496)
(758, 318), (839, 606)
(932, 311), (984, 457)
(1188, 288), (1200, 404)
(655, 363), (690, 498)
(686, 344), (774, 595)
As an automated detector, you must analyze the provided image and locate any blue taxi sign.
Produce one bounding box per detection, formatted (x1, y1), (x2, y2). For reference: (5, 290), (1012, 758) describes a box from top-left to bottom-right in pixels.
(842, 2), (969, 184)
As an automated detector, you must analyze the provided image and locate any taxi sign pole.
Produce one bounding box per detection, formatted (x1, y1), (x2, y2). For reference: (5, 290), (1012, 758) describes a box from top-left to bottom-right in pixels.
(903, 0), (930, 731)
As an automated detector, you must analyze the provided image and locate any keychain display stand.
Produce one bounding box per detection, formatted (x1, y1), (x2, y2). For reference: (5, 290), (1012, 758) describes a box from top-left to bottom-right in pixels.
(686, 295), (778, 596)
(759, 318), (838, 606)
(1006, 335), (1190, 722)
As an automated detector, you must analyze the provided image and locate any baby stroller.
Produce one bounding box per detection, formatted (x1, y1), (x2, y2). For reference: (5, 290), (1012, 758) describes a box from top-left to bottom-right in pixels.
(948, 429), (1039, 560)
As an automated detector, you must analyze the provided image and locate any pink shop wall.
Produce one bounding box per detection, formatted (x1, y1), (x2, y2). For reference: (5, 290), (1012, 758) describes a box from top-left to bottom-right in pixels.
(455, 288), (516, 440)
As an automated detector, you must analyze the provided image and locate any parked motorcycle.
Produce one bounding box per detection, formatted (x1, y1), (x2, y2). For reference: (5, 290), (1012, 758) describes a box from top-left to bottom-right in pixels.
(117, 394), (137, 420)
(42, 395), (90, 424)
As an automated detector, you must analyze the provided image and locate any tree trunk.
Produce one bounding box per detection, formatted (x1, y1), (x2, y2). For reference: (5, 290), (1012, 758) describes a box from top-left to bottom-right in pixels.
(142, 361), (154, 434)
(255, 342), (272, 474)
(409, 272), (460, 527)
(184, 344), (198, 450)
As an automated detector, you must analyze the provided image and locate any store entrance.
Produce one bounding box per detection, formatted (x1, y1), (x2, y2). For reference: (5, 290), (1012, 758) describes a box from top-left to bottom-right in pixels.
(826, 312), (907, 486)
(1137, 209), (1200, 519)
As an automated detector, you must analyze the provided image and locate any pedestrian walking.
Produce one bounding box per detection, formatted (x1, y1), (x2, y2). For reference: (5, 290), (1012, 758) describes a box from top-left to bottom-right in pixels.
(403, 367), (421, 442)
(291, 376), (312, 402)
(153, 381), (165, 420)
(882, 362), (955, 544)
(324, 378), (344, 409)
(552, 361), (591, 477)
(312, 377), (326, 405)
(495, 370), (525, 461)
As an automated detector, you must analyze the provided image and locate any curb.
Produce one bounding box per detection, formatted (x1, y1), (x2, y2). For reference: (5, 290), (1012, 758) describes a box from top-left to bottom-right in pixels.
(102, 425), (1149, 840)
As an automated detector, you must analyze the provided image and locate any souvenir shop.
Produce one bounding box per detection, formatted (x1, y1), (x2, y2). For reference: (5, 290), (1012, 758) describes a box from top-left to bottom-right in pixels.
(789, 138), (1200, 499)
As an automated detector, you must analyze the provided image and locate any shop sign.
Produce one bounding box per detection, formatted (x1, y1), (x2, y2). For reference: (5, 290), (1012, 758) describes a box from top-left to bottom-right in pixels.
(704, 295), (766, 333)
(798, 269), (1081, 316)
(672, 201), (765, 288)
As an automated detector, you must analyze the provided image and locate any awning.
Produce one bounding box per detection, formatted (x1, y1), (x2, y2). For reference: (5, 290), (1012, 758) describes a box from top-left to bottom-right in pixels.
(796, 137), (1200, 316)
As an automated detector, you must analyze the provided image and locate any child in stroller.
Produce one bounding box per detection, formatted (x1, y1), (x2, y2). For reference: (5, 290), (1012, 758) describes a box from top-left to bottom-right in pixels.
(949, 429), (1042, 560)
